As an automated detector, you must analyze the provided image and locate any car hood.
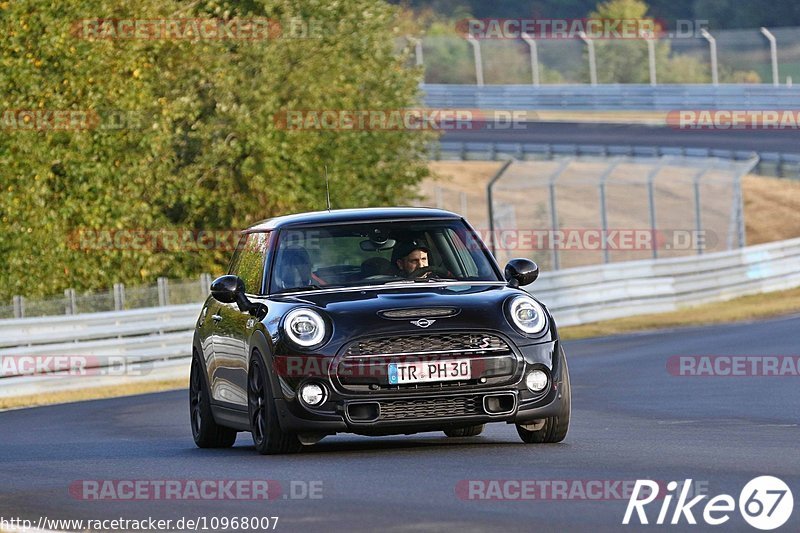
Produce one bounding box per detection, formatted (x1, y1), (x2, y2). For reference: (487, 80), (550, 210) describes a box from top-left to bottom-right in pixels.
(268, 282), (548, 346)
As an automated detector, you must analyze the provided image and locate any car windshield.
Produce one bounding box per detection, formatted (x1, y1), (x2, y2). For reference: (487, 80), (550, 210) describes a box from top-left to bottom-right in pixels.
(269, 219), (501, 293)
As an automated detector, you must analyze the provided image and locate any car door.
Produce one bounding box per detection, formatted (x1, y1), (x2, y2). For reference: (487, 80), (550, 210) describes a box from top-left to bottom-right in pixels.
(209, 231), (270, 407)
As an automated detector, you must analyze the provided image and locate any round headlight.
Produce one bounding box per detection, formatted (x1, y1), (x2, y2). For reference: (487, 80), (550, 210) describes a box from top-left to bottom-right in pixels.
(299, 382), (326, 406)
(526, 369), (549, 392)
(284, 308), (326, 347)
(507, 295), (547, 335)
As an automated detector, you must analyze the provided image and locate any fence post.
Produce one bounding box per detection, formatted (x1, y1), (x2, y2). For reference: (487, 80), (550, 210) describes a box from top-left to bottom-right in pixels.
(13, 295), (25, 319)
(466, 35), (484, 86)
(598, 160), (622, 264)
(486, 159), (515, 257)
(645, 162), (666, 259)
(547, 159), (573, 270)
(760, 28), (779, 87)
(578, 32), (598, 85)
(692, 168), (711, 255)
(521, 32), (540, 86)
(642, 31), (657, 86)
(113, 283), (126, 311)
(460, 191), (468, 217)
(64, 288), (76, 315)
(700, 29), (719, 86)
(201, 273), (214, 296)
(157, 277), (170, 306)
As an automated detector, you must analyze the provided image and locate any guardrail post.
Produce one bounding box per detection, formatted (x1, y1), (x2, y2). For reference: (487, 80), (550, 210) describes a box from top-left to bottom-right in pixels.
(157, 277), (170, 306)
(521, 32), (540, 86)
(460, 191), (468, 217)
(13, 296), (24, 318)
(113, 283), (126, 311)
(465, 35), (484, 86)
(578, 31), (598, 85)
(700, 29), (719, 86)
(760, 28), (779, 87)
(64, 288), (76, 315)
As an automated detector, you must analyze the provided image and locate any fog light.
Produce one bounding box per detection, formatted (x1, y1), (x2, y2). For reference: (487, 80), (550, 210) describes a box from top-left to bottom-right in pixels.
(299, 383), (326, 406)
(525, 370), (548, 393)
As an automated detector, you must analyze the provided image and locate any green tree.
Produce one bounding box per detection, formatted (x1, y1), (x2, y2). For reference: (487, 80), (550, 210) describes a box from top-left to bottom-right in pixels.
(0, 0), (432, 302)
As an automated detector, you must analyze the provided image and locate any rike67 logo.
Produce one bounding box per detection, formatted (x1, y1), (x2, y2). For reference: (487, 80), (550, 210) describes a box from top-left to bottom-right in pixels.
(623, 476), (794, 530)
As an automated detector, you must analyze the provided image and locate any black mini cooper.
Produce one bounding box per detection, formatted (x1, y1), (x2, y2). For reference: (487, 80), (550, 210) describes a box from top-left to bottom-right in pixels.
(190, 208), (570, 454)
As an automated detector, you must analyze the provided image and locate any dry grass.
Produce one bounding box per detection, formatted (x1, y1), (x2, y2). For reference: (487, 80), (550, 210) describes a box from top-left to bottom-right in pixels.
(560, 286), (800, 340)
(0, 379), (186, 411)
(427, 162), (800, 246)
(743, 175), (800, 245)
(426, 161), (800, 339)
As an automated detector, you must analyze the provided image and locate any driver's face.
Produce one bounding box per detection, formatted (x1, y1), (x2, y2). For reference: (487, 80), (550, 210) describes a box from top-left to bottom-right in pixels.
(397, 249), (428, 275)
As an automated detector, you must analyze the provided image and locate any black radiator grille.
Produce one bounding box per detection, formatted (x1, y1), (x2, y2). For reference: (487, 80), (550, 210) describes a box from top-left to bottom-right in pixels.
(378, 395), (482, 420)
(345, 333), (509, 357)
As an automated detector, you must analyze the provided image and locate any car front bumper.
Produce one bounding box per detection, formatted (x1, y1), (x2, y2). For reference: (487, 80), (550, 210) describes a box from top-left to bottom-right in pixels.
(272, 340), (568, 436)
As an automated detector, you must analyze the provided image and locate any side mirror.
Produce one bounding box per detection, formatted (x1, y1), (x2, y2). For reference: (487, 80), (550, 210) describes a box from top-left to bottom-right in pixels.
(210, 275), (268, 318)
(210, 275), (245, 304)
(504, 258), (539, 288)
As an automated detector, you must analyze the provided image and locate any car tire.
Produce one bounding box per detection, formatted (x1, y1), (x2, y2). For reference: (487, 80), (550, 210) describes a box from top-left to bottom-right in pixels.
(443, 424), (485, 437)
(516, 349), (571, 444)
(248, 352), (302, 455)
(190, 354), (238, 448)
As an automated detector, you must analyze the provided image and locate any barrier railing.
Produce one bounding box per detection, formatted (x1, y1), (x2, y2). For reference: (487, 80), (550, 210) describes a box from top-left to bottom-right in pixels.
(421, 84), (800, 109)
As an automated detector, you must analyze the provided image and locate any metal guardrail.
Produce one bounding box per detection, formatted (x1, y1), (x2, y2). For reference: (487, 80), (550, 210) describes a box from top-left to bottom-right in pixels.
(422, 84), (800, 110)
(1, 236), (799, 400)
(532, 236), (800, 327)
(433, 141), (800, 179)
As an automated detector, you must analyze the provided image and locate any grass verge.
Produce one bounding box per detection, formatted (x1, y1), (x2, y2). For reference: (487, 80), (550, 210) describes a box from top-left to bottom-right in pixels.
(0, 378), (186, 411)
(560, 286), (800, 340)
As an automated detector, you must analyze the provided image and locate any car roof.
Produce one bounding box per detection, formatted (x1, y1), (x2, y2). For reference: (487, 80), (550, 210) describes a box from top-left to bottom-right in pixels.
(243, 207), (462, 233)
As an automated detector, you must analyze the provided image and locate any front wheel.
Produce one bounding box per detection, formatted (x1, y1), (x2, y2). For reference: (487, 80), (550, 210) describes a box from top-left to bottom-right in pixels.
(248, 353), (302, 455)
(190, 355), (237, 448)
(516, 349), (571, 444)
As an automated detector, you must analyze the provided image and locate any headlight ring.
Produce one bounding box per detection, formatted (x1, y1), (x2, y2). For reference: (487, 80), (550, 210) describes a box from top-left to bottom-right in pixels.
(283, 308), (327, 348)
(507, 295), (547, 336)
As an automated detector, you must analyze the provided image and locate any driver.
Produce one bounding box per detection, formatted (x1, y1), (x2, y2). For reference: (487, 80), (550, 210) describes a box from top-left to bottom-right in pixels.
(392, 240), (431, 278)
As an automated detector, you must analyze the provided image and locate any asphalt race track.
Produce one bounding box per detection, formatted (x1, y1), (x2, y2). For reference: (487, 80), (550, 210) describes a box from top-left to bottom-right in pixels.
(2, 315), (798, 532)
(442, 121), (800, 155)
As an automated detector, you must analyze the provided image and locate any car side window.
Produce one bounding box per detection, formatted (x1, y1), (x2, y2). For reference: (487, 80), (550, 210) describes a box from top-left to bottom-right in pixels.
(230, 232), (270, 294)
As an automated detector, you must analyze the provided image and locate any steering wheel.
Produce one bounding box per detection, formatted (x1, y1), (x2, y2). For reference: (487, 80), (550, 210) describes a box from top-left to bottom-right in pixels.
(408, 266), (451, 279)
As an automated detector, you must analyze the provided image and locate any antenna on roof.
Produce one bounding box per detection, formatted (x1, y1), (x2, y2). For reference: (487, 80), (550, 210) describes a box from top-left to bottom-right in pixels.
(324, 166), (332, 212)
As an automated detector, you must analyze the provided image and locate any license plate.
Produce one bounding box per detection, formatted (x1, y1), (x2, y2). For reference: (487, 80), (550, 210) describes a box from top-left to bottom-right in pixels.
(388, 359), (471, 385)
